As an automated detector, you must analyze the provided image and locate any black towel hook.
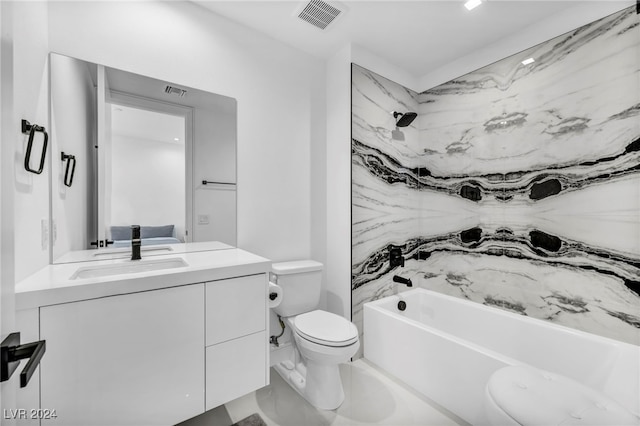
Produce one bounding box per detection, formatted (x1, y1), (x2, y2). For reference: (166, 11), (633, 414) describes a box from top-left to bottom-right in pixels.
(61, 152), (76, 187)
(22, 119), (48, 175)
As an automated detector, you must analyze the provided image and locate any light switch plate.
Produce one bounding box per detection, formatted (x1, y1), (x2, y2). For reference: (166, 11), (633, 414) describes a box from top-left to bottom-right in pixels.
(198, 215), (210, 225)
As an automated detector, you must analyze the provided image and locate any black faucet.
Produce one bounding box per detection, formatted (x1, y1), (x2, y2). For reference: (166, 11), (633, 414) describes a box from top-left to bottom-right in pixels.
(131, 225), (141, 261)
(393, 275), (412, 287)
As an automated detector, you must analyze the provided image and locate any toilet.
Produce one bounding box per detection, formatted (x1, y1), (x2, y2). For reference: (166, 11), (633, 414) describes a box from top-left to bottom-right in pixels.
(269, 260), (359, 410)
(484, 365), (639, 425)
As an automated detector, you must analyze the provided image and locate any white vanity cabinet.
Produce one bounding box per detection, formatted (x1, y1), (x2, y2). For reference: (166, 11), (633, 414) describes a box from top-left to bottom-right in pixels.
(39, 284), (206, 425)
(15, 248), (271, 425)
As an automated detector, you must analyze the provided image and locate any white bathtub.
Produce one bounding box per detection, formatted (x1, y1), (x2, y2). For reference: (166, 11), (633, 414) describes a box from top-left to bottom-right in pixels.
(364, 288), (639, 425)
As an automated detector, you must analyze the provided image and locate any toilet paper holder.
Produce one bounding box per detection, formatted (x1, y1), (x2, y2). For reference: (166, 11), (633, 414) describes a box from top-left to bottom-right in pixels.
(267, 281), (283, 309)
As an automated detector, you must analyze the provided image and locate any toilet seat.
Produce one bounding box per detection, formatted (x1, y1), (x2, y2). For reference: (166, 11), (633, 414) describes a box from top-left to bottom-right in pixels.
(485, 365), (639, 425)
(293, 310), (358, 347)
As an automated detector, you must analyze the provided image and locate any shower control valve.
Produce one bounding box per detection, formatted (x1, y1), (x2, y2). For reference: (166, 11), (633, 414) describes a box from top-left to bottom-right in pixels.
(388, 245), (405, 268)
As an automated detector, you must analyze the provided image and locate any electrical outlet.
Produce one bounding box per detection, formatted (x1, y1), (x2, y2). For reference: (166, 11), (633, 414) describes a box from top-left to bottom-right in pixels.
(41, 219), (49, 250)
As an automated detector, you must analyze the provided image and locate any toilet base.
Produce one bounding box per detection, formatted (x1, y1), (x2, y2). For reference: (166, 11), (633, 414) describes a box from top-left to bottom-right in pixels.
(274, 358), (345, 411)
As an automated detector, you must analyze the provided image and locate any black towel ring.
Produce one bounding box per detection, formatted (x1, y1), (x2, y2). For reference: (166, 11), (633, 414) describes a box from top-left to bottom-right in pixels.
(61, 152), (76, 187)
(22, 119), (48, 175)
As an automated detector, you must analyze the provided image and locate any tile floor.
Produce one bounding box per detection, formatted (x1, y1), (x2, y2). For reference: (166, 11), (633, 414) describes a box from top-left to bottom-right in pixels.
(182, 359), (467, 426)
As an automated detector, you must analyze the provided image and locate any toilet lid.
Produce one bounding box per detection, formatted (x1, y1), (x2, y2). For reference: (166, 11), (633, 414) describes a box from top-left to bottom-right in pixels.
(486, 365), (639, 426)
(294, 310), (358, 347)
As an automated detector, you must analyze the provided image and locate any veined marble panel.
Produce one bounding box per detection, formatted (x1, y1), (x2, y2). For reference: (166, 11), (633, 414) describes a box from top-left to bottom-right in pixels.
(351, 6), (640, 356)
(352, 65), (421, 167)
(354, 134), (640, 205)
(418, 7), (639, 177)
(353, 227), (640, 294)
(352, 149), (479, 265)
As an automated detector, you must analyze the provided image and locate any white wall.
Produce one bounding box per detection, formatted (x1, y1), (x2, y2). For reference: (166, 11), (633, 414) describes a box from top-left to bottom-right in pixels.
(351, 44), (420, 92)
(0, 0), (17, 366)
(324, 44), (352, 317)
(193, 109), (236, 185)
(309, 55), (327, 309)
(12, 1), (49, 283)
(47, 0), (325, 262)
(110, 135), (185, 239)
(193, 109), (237, 245)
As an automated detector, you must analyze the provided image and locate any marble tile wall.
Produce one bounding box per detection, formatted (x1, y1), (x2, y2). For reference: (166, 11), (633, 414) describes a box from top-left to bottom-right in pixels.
(352, 6), (640, 358)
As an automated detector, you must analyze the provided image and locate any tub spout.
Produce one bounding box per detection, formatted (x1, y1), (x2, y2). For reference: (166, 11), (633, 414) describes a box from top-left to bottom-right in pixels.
(393, 275), (412, 287)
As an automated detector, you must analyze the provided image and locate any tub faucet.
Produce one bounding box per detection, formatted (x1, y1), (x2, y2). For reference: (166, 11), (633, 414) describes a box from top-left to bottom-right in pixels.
(393, 275), (412, 287)
(131, 225), (141, 261)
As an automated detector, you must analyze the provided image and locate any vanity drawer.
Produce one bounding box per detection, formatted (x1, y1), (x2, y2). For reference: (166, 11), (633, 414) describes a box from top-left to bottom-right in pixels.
(205, 274), (266, 346)
(205, 331), (267, 410)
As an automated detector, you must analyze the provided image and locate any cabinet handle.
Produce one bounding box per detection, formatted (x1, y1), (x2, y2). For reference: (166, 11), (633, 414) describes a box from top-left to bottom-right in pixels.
(1, 332), (46, 388)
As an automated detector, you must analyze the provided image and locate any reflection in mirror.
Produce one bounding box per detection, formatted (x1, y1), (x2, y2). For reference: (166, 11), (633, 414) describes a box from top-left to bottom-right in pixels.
(50, 53), (237, 263)
(107, 98), (187, 247)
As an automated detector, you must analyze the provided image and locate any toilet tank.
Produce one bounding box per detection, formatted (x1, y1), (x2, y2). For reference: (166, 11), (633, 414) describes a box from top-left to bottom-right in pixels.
(271, 260), (323, 317)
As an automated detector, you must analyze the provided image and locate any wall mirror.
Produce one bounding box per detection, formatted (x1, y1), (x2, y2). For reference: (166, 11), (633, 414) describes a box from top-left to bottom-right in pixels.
(50, 53), (237, 263)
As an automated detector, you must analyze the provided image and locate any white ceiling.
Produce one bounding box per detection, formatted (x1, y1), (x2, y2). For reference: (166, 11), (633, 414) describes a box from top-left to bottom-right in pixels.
(193, 0), (632, 78)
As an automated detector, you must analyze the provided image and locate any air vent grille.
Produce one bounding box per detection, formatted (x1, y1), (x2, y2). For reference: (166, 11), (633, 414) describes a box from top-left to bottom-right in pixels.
(297, 0), (342, 30)
(164, 85), (187, 97)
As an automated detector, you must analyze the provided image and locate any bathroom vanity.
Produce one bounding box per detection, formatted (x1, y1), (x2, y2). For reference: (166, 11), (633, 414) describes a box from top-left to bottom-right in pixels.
(15, 244), (270, 425)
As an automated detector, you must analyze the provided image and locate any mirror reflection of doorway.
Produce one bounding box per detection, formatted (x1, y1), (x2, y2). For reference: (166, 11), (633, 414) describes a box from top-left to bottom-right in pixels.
(104, 98), (190, 246)
(50, 54), (238, 263)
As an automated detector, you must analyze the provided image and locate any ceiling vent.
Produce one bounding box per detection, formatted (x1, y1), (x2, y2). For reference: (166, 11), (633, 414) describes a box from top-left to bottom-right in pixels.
(296, 0), (343, 30)
(164, 85), (187, 97)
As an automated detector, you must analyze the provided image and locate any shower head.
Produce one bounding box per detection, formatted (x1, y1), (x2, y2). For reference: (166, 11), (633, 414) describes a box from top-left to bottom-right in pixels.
(393, 111), (417, 127)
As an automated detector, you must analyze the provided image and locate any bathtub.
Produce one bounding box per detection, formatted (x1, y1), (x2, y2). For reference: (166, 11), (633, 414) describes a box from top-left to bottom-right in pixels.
(364, 288), (639, 425)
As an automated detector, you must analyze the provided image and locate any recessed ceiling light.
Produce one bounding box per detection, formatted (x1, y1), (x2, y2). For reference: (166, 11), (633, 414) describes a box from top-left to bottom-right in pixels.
(174, 137), (180, 141)
(464, 0), (482, 11)
(521, 57), (535, 65)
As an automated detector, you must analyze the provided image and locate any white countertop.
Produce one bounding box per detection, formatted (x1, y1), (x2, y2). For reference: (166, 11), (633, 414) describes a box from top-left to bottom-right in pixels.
(16, 246), (271, 311)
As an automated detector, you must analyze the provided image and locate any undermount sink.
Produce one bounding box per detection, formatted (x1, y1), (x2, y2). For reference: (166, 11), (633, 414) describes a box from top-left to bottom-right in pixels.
(70, 257), (189, 280)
